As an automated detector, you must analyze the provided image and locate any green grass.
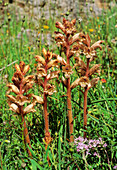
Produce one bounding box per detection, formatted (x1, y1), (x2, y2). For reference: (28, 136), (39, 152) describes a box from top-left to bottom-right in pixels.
(0, 1), (117, 169)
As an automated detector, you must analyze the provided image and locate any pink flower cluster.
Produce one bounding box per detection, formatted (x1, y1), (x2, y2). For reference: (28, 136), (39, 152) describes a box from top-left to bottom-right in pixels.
(113, 165), (117, 169)
(74, 136), (107, 156)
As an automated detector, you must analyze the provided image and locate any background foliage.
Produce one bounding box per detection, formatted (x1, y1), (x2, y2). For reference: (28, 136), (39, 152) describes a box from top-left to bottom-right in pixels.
(0, 0), (117, 169)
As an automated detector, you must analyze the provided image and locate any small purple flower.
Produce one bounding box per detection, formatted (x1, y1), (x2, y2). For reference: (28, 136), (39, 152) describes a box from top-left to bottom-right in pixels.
(84, 144), (88, 150)
(103, 143), (107, 147)
(86, 150), (91, 156)
(77, 142), (85, 150)
(75, 136), (107, 157)
(77, 149), (80, 152)
(99, 137), (102, 141)
(89, 139), (94, 144)
(92, 142), (97, 147)
(113, 165), (117, 169)
(93, 152), (98, 156)
(96, 140), (100, 145)
(88, 144), (92, 148)
(78, 136), (84, 142)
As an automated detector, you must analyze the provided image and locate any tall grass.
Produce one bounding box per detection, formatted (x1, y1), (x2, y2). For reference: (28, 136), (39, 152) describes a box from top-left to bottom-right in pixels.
(0, 1), (117, 169)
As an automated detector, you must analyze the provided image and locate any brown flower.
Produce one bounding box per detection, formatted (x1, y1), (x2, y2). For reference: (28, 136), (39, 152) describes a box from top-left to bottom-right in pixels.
(55, 18), (76, 36)
(70, 78), (80, 89)
(69, 33), (81, 45)
(35, 55), (46, 66)
(79, 34), (104, 61)
(36, 67), (47, 77)
(42, 48), (52, 61)
(62, 64), (73, 78)
(90, 77), (99, 88)
(7, 94), (31, 106)
(6, 62), (36, 116)
(47, 70), (60, 80)
(69, 44), (81, 58)
(7, 83), (20, 94)
(74, 56), (86, 76)
(53, 54), (66, 65)
(89, 64), (101, 77)
(32, 94), (43, 104)
(78, 76), (90, 88)
(24, 103), (36, 115)
(71, 76), (90, 89)
(44, 84), (56, 95)
(47, 59), (59, 69)
(55, 32), (66, 47)
(8, 103), (19, 114)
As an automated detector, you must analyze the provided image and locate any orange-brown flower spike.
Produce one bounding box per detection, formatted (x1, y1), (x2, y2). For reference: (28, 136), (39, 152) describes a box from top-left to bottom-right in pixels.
(55, 19), (103, 140)
(6, 61), (41, 157)
(35, 48), (60, 155)
(55, 19), (82, 142)
(79, 33), (104, 62)
(55, 18), (77, 37)
(71, 34), (103, 139)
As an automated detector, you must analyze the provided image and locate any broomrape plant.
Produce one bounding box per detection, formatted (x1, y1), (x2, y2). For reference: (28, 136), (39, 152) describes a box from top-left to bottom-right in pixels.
(6, 61), (43, 157)
(55, 18), (84, 142)
(71, 33), (104, 138)
(55, 18), (103, 140)
(35, 48), (62, 150)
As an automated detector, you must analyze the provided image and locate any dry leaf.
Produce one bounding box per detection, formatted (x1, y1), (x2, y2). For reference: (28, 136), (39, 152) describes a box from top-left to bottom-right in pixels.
(47, 59), (59, 69)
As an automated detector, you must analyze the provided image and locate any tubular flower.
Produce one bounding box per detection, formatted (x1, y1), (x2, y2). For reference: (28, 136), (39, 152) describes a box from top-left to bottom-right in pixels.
(79, 33), (104, 61)
(89, 64), (101, 77)
(44, 84), (56, 95)
(35, 48), (60, 92)
(62, 64), (73, 78)
(55, 32), (66, 47)
(55, 18), (76, 36)
(74, 56), (87, 76)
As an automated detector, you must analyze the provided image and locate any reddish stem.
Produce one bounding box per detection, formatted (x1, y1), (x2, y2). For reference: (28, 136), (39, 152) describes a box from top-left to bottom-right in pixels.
(19, 78), (32, 157)
(83, 87), (88, 139)
(66, 37), (74, 142)
(83, 58), (90, 138)
(67, 78), (74, 142)
(20, 107), (32, 157)
(43, 92), (51, 150)
(43, 63), (51, 150)
(86, 58), (89, 77)
(43, 63), (51, 165)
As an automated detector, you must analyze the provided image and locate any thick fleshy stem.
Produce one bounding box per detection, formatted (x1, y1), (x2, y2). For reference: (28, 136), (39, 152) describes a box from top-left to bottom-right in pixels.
(43, 63), (51, 149)
(43, 63), (51, 165)
(66, 37), (74, 142)
(67, 78), (74, 142)
(20, 107), (32, 157)
(43, 92), (51, 150)
(83, 58), (90, 138)
(83, 87), (88, 139)
(43, 92), (51, 165)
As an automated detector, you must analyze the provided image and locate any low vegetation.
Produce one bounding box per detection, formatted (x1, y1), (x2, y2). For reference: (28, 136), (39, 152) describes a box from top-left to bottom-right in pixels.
(0, 1), (117, 169)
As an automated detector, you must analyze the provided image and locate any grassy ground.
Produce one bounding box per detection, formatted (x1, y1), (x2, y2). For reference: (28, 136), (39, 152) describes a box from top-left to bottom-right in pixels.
(0, 1), (117, 169)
